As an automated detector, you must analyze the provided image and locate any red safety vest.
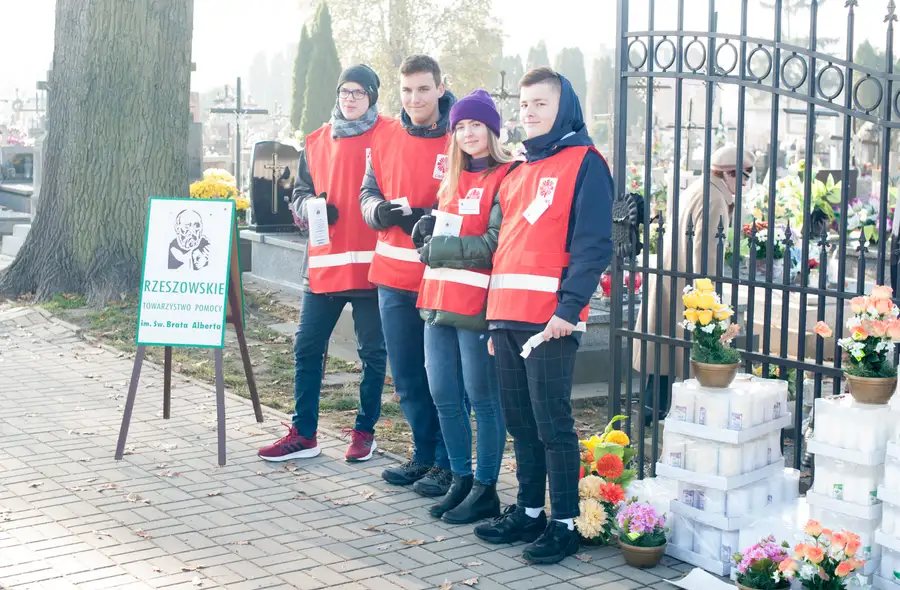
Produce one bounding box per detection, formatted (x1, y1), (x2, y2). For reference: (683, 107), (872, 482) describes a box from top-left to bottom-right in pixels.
(487, 146), (598, 327)
(367, 119), (449, 292)
(304, 117), (383, 294)
(416, 162), (514, 316)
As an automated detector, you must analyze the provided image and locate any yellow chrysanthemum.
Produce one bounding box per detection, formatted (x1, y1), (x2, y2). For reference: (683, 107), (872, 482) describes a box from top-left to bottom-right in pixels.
(683, 291), (700, 309)
(684, 308), (699, 324)
(574, 498), (608, 539)
(580, 435), (604, 457)
(578, 475), (605, 500)
(694, 278), (714, 293)
(696, 293), (716, 310)
(697, 310), (714, 326)
(605, 430), (630, 446)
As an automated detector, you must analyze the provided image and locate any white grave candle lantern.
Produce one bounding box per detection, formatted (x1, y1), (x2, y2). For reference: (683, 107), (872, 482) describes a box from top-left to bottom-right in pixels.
(717, 445), (742, 477)
(761, 389), (775, 423)
(750, 391), (767, 427)
(767, 432), (782, 463)
(741, 442), (756, 475)
(884, 505), (897, 537)
(783, 468), (801, 500)
(754, 438), (768, 469)
(662, 437), (686, 468)
(687, 442), (719, 475)
(695, 390), (729, 429)
(694, 524), (722, 560)
(767, 477), (783, 507)
(726, 487), (752, 518)
(728, 393), (753, 431)
(669, 384), (696, 423)
(698, 488), (726, 514)
(678, 482), (698, 508)
(886, 456), (900, 492)
(672, 514), (693, 548)
(751, 482), (768, 511)
(857, 418), (878, 455)
(720, 531), (739, 564)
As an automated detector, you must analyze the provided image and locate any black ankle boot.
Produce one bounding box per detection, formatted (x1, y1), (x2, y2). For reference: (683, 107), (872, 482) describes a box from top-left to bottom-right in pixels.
(441, 480), (501, 524)
(428, 474), (473, 518)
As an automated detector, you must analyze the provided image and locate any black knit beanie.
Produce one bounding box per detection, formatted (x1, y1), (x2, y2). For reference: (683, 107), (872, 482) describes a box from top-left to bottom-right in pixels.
(336, 64), (380, 106)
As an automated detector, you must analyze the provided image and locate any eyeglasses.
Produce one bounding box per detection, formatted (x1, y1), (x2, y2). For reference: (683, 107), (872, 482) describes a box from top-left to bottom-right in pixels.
(726, 167), (754, 181)
(338, 89), (368, 100)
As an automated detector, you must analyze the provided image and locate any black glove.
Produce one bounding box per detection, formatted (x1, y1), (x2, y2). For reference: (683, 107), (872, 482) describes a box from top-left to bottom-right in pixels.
(418, 235), (433, 265)
(374, 201), (405, 227)
(397, 207), (428, 235)
(411, 215), (435, 249)
(326, 204), (339, 225)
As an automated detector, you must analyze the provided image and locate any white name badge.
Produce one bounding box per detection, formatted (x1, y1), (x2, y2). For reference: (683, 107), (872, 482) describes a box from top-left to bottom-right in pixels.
(522, 197), (550, 225)
(433, 210), (463, 237)
(306, 198), (330, 247)
(390, 197), (413, 216)
(459, 198), (480, 215)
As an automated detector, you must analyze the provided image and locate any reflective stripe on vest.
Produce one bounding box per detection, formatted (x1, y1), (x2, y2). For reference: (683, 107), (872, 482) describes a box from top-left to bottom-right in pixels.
(374, 241), (420, 263)
(489, 273), (559, 293)
(308, 250), (375, 269)
(422, 267), (490, 289)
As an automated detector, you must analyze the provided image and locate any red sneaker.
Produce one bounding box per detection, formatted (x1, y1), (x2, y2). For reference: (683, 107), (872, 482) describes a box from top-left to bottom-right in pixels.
(344, 428), (377, 462)
(258, 423), (321, 462)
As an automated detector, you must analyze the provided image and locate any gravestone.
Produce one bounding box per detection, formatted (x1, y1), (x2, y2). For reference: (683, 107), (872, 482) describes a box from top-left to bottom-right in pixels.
(247, 140), (299, 233)
(816, 168), (857, 200)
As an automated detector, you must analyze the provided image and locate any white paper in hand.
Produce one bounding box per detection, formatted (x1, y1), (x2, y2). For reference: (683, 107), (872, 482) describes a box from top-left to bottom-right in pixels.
(306, 198), (330, 247)
(433, 211), (463, 238)
(520, 322), (587, 358)
(390, 197), (412, 216)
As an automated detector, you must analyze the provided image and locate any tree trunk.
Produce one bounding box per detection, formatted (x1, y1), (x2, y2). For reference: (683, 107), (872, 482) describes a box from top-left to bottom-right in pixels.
(0, 0), (194, 305)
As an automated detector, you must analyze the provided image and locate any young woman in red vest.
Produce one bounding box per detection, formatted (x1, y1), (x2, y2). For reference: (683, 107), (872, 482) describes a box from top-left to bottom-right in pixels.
(258, 65), (387, 464)
(472, 68), (614, 565)
(412, 90), (516, 524)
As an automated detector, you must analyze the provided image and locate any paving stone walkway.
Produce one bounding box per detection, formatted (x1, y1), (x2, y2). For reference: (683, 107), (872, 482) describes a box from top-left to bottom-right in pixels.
(0, 306), (693, 590)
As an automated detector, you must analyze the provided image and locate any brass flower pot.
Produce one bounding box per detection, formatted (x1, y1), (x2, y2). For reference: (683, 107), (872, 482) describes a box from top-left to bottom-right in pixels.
(691, 360), (741, 388)
(619, 539), (666, 568)
(846, 374), (897, 405)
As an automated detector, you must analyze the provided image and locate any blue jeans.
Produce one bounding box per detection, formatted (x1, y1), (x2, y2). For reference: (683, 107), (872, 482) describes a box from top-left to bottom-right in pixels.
(377, 287), (449, 469)
(425, 323), (504, 484)
(293, 291), (387, 436)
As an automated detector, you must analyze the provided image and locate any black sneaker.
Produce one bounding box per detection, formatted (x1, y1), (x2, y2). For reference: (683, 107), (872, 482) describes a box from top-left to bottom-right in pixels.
(522, 520), (580, 565)
(382, 460), (431, 486)
(474, 504), (546, 544)
(412, 466), (452, 497)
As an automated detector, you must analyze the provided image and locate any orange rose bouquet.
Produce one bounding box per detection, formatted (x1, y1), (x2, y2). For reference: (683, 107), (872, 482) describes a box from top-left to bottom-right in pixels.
(777, 520), (865, 589)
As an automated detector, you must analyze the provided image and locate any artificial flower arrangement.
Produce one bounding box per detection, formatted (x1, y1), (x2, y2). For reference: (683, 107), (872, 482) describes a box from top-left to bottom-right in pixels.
(681, 279), (743, 387)
(574, 416), (634, 545)
(616, 498), (668, 568)
(732, 536), (791, 590)
(777, 520), (865, 589)
(814, 285), (900, 403)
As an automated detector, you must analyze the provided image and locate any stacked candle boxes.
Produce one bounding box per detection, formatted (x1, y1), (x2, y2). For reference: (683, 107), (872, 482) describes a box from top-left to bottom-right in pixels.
(808, 395), (899, 587)
(657, 375), (798, 576)
(874, 432), (900, 588)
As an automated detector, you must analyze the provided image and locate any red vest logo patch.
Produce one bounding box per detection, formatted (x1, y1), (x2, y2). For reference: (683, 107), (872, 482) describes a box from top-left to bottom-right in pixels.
(433, 154), (449, 180)
(464, 187), (484, 200)
(537, 178), (558, 204)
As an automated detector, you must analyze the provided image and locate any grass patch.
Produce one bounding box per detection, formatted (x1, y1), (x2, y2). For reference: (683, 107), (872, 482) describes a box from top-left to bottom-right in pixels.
(42, 293), (87, 311)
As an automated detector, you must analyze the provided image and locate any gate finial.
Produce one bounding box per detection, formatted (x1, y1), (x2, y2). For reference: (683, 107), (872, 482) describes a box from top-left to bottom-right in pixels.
(887, 0), (898, 22)
(845, 0), (858, 8)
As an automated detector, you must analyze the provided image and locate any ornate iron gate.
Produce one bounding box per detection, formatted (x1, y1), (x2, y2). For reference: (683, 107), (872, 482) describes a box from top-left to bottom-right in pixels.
(609, 0), (900, 474)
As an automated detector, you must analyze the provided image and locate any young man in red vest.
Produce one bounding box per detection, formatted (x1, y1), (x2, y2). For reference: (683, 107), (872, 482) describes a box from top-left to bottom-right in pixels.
(359, 54), (457, 497)
(474, 67), (614, 565)
(258, 64), (387, 464)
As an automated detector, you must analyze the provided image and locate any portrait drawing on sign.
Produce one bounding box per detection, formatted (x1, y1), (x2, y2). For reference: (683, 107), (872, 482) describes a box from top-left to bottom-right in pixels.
(168, 209), (211, 271)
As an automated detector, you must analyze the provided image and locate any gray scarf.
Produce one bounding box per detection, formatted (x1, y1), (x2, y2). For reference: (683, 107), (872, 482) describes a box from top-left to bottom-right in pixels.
(330, 103), (379, 139)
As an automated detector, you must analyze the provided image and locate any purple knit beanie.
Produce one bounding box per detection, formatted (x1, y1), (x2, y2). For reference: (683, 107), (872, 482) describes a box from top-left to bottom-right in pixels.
(450, 89), (502, 137)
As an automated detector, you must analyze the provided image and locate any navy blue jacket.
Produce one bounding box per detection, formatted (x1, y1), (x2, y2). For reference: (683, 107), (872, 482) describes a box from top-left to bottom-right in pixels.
(490, 75), (614, 335)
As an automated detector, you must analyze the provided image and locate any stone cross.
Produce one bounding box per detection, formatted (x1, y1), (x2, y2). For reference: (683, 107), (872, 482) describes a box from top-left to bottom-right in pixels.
(263, 153), (284, 214)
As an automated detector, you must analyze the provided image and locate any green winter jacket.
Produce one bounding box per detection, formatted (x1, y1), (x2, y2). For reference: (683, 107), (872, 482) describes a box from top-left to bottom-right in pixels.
(418, 192), (504, 332)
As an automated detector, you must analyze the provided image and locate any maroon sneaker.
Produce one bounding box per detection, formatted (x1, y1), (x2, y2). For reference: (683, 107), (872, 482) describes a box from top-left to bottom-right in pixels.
(344, 428), (377, 462)
(258, 423), (321, 462)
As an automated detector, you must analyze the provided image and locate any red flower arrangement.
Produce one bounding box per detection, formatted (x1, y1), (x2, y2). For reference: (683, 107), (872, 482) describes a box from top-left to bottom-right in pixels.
(599, 482), (626, 504)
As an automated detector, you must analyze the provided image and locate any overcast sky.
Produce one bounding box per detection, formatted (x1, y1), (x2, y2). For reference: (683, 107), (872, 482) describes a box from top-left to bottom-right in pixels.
(2, 0), (897, 106)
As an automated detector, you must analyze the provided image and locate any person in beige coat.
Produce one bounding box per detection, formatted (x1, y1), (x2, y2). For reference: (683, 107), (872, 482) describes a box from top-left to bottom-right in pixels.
(633, 145), (756, 420)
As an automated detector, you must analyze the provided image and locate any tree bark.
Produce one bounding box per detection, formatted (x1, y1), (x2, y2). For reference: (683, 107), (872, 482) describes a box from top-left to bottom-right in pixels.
(0, 0), (194, 305)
